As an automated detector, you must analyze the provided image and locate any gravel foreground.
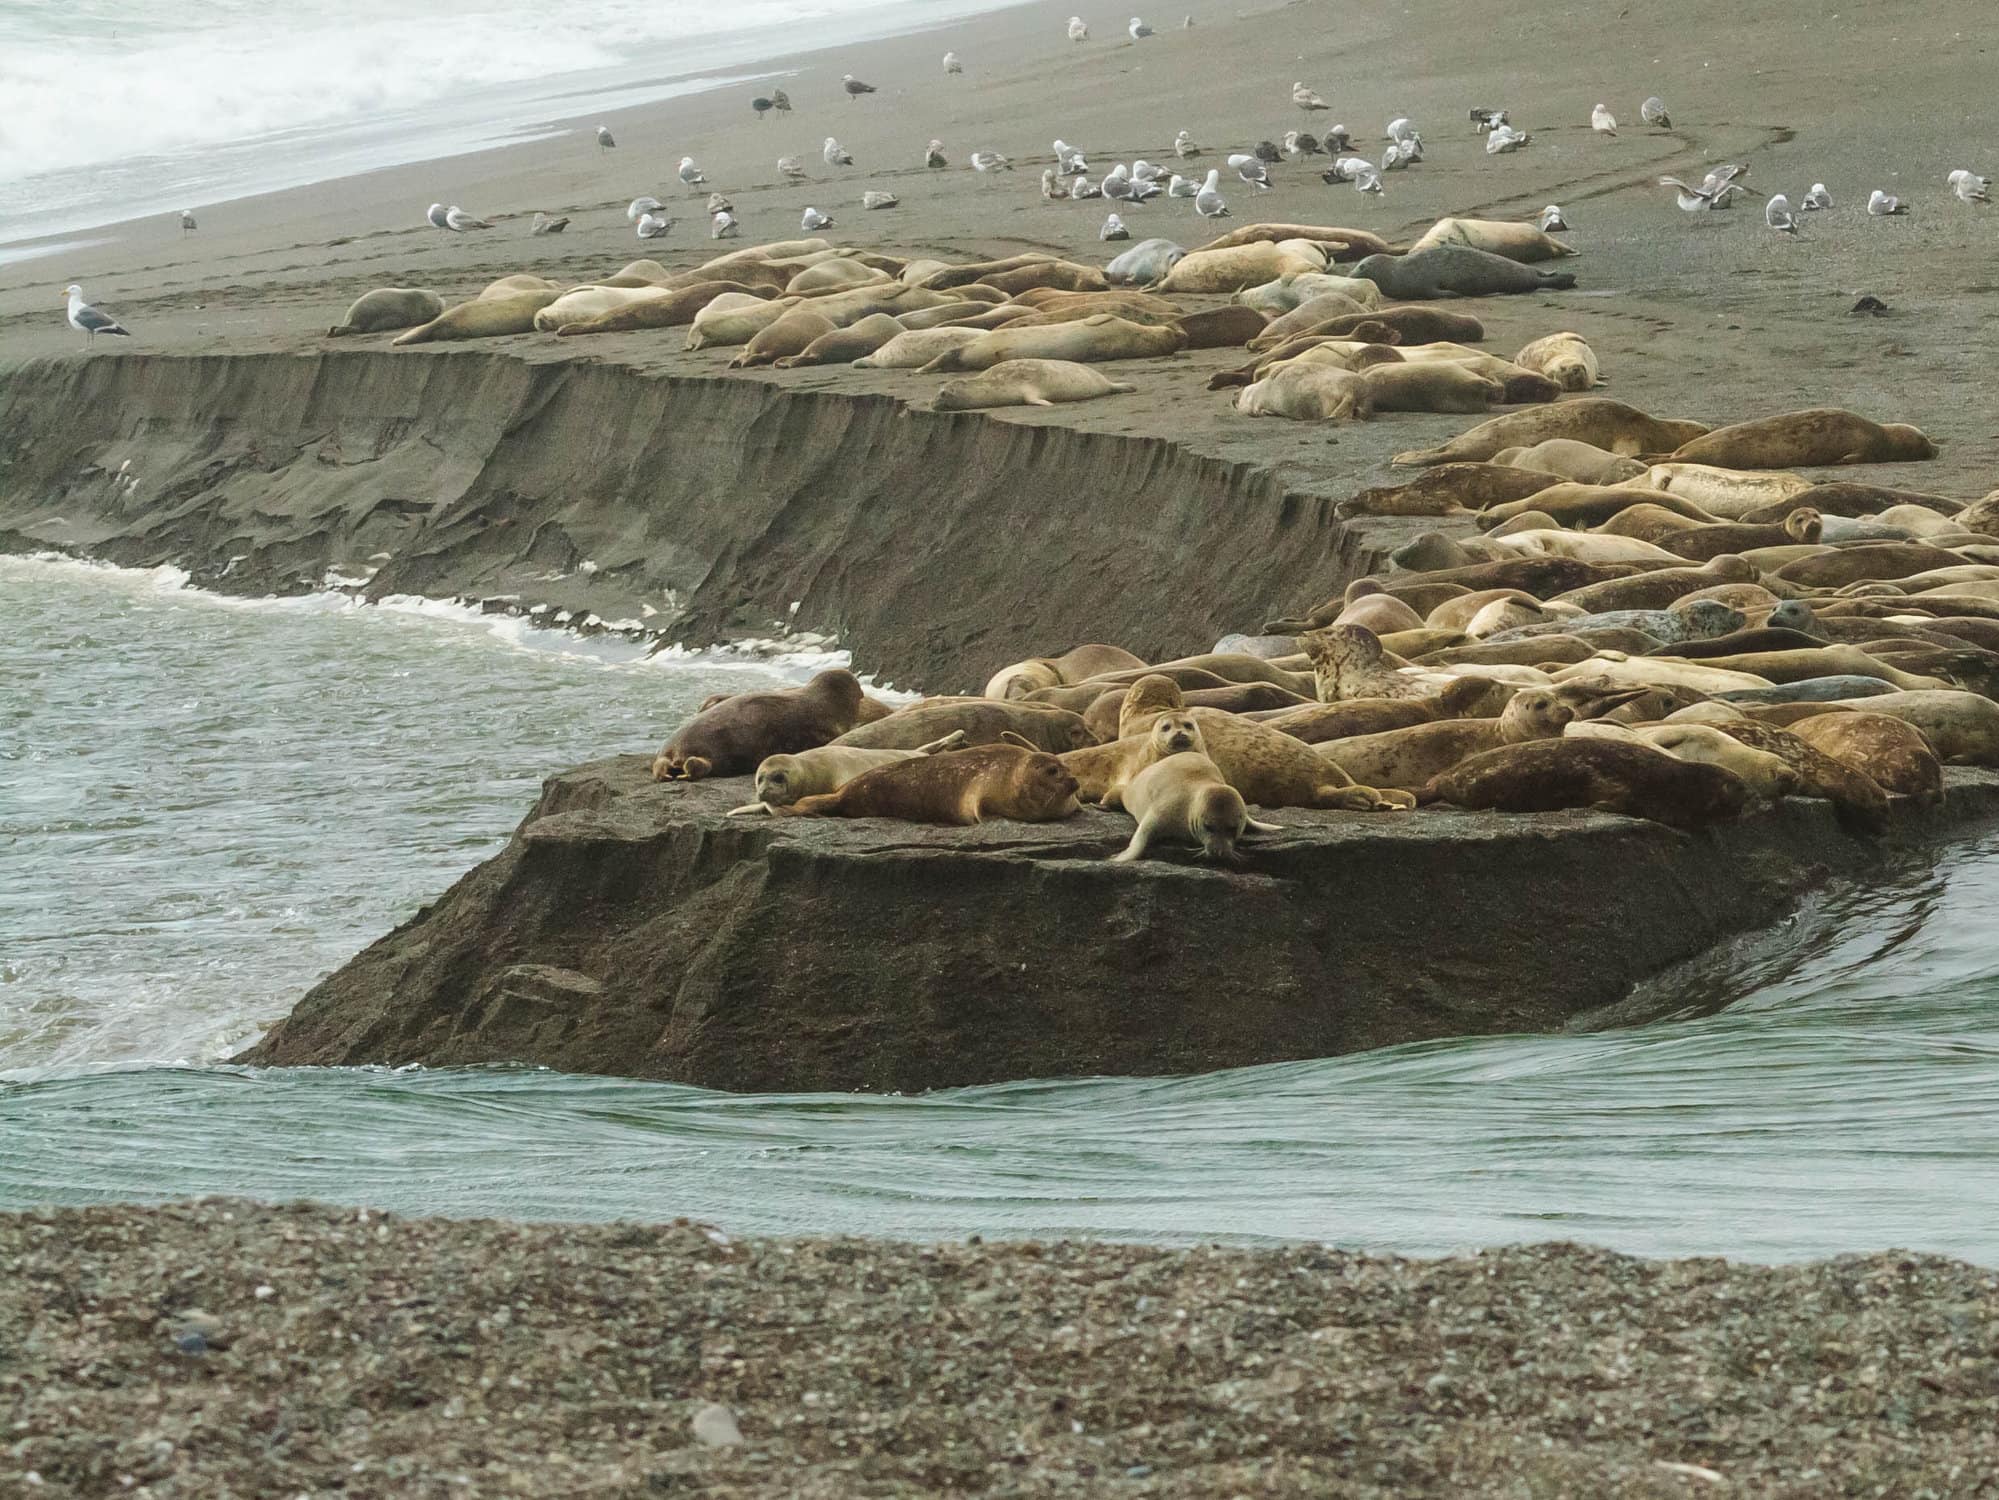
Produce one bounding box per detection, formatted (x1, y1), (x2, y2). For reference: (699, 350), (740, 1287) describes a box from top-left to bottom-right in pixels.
(8, 1205), (1999, 1497)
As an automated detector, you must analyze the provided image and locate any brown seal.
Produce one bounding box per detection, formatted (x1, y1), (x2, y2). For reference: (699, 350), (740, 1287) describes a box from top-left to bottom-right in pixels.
(978, 261), (1111, 295)
(1669, 409), (1938, 470)
(1303, 306), (1487, 345)
(1195, 223), (1396, 259)
(1654, 512), (1823, 560)
(1173, 305), (1271, 349)
(1791, 712), (1945, 803)
(1772, 541), (1971, 589)
(651, 668), (868, 780)
(1299, 625), (1426, 701)
(1320, 688), (1576, 795)
(985, 644), (1149, 699)
(1479, 484), (1719, 531)
(1071, 703), (1413, 810)
(776, 742), (1082, 823)
(772, 313), (907, 367)
(1703, 720), (1891, 833)
(1425, 737), (1751, 828)
(1359, 361), (1503, 413)
(1336, 464), (1561, 519)
(833, 698), (1095, 752)
(1393, 399), (1710, 468)
(1248, 678), (1492, 744)
(1081, 681), (1305, 741)
(1104, 751), (1283, 862)
(1551, 556), (1757, 614)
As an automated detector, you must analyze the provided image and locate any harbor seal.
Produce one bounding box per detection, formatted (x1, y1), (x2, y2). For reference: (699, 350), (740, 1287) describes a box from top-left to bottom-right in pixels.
(1493, 440), (1643, 485)
(1287, 306), (1487, 345)
(1480, 484), (1719, 530)
(686, 293), (799, 350)
(1085, 703), (1415, 810)
(1104, 751), (1283, 862)
(1569, 722), (1800, 801)
(1551, 557), (1756, 614)
(1105, 238), (1187, 286)
(1359, 361), (1503, 413)
(1174, 306), (1270, 348)
(834, 699), (1094, 752)
(1511, 332), (1602, 392)
(854, 328), (985, 369)
(1703, 720), (1892, 832)
(1792, 712), (1944, 802)
(1082, 683), (1304, 741)
(1349, 245), (1577, 297)
(978, 261), (1111, 295)
(391, 290), (560, 345)
(773, 313), (907, 367)
(1249, 293), (1377, 346)
(1337, 464), (1561, 519)
(1639, 463), (1814, 518)
(1426, 737), (1750, 828)
(985, 644), (1149, 699)
(553, 282), (772, 336)
(921, 315), (1186, 372)
(1670, 409), (1938, 469)
(936, 359), (1137, 410)
(1409, 217), (1579, 263)
(1815, 689), (1999, 766)
(729, 307), (837, 367)
(328, 287), (444, 337)
(1395, 400), (1711, 467)
(776, 742), (1082, 824)
(1251, 678), (1492, 744)
(1158, 243), (1329, 293)
(532, 286), (672, 333)
(1300, 625), (1426, 701)
(728, 731), (969, 812)
(650, 668), (868, 780)
(1656, 513), (1823, 561)
(1238, 364), (1369, 420)
(1318, 687), (1576, 795)
(1773, 541), (1971, 589)
(1196, 223), (1396, 258)
(1713, 678), (1901, 706)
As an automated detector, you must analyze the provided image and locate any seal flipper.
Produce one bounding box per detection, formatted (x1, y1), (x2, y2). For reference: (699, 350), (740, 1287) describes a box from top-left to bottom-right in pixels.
(1243, 817), (1285, 835)
(1110, 815), (1156, 862)
(725, 802), (775, 817)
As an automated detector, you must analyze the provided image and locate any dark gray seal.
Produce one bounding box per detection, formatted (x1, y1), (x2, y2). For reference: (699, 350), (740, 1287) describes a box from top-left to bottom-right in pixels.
(1350, 245), (1577, 298)
(1714, 676), (1898, 704)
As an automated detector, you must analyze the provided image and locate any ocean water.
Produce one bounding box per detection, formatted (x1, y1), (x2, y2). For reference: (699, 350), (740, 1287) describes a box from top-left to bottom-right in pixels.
(0, 0), (1018, 249)
(7, 554), (1999, 1261)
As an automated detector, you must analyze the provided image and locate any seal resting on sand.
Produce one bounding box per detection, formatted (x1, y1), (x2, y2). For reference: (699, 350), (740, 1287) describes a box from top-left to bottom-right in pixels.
(775, 741), (1082, 824)
(651, 669), (867, 780)
(1394, 399), (1710, 467)
(935, 359), (1137, 410)
(328, 287), (443, 337)
(1669, 409), (1938, 469)
(1349, 245), (1577, 297)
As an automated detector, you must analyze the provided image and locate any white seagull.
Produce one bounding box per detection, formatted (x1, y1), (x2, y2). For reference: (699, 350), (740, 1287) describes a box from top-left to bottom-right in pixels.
(1867, 189), (1908, 216)
(1102, 164), (1134, 200)
(862, 190), (898, 210)
(597, 125), (616, 152)
(1765, 194), (1799, 234)
(1293, 82), (1330, 112)
(678, 156), (707, 188)
(711, 210), (740, 238)
(444, 205), (491, 231)
(706, 192), (733, 214)
(64, 284), (131, 345)
(1070, 174), (1101, 200)
(1068, 14), (1089, 39)
(1195, 169), (1229, 218)
(1100, 213), (1129, 240)
(1949, 169), (1990, 203)
(943, 51), (963, 74)
(636, 212), (674, 239)
(1131, 159), (1164, 183)
(1174, 129), (1198, 159)
(1054, 139), (1088, 174)
(1640, 96), (1670, 128)
(1803, 183), (1832, 210)
(778, 155), (808, 181)
(426, 203), (451, 229)
(178, 209), (196, 236)
(1228, 152), (1271, 189)
(1591, 103), (1617, 136)
(1658, 176), (1720, 212)
(1040, 168), (1061, 199)
(1485, 124), (1530, 154)
(1167, 173), (1198, 197)
(927, 139), (948, 168)
(1128, 16), (1153, 38)
(1539, 204), (1568, 231)
(627, 196), (664, 221)
(823, 137), (853, 167)
(970, 150), (1013, 175)
(801, 206), (834, 231)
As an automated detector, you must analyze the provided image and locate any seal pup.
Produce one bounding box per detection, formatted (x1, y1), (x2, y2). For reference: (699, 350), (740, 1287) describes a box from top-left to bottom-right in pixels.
(1427, 737), (1750, 829)
(1105, 752), (1282, 862)
(729, 732), (969, 813)
(776, 742), (1081, 824)
(651, 668), (869, 781)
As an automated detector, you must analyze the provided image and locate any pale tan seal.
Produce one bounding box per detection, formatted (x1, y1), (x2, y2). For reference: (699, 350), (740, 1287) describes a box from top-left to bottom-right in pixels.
(1338, 593), (1427, 635)
(685, 293), (799, 350)
(729, 307), (838, 367)
(1158, 242), (1329, 294)
(532, 286), (668, 333)
(1336, 464), (1565, 519)
(728, 731), (969, 813)
(985, 644), (1149, 700)
(1550, 652), (1773, 695)
(1409, 217), (1580, 262)
(1479, 483), (1720, 530)
(919, 314), (1186, 372)
(1196, 223), (1396, 258)
(1511, 332), (1602, 391)
(1248, 292), (1376, 347)
(935, 359), (1137, 410)
(1318, 687), (1575, 795)
(1670, 409), (1938, 469)
(1104, 751), (1283, 862)
(554, 282), (773, 337)
(1237, 364), (1369, 420)
(1394, 400), (1710, 467)
(775, 742), (1082, 824)
(1639, 463), (1815, 518)
(328, 287), (444, 337)
(1487, 529), (1683, 565)
(854, 327), (985, 368)
(978, 261), (1113, 295)
(1493, 440), (1644, 485)
(392, 290), (561, 345)
(784, 259), (890, 295)
(833, 698), (1095, 752)
(1360, 361), (1503, 414)
(1552, 556), (1758, 614)
(773, 313), (908, 367)
(1815, 689), (1999, 765)
(650, 668), (869, 781)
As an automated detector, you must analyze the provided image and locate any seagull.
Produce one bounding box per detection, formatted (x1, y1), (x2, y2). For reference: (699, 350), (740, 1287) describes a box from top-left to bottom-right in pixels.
(444, 205), (491, 231)
(426, 203), (451, 229)
(1102, 164), (1134, 200)
(1283, 131), (1322, 158)
(1068, 15), (1089, 40)
(1228, 153), (1271, 189)
(711, 210), (740, 238)
(1195, 169), (1229, 218)
(943, 51), (963, 74)
(178, 209), (196, 236)
(1253, 140), (1282, 164)
(751, 91), (789, 119)
(1173, 129), (1198, 159)
(1054, 139), (1088, 174)
(1131, 159), (1164, 183)
(778, 155), (808, 181)
(1126, 172), (1162, 202)
(1867, 189), (1908, 216)
(1167, 173), (1198, 197)
(843, 73), (877, 100)
(1101, 213), (1130, 240)
(801, 206), (834, 231)
(1069, 175), (1102, 200)
(1040, 168), (1062, 199)
(927, 140), (948, 168)
(1591, 103), (1617, 136)
(531, 212), (569, 234)
(1293, 81), (1331, 112)
(1765, 194), (1799, 234)
(823, 137), (853, 166)
(627, 196), (664, 221)
(1641, 96), (1670, 128)
(1351, 167), (1384, 194)
(636, 212), (674, 239)
(1323, 157), (1381, 192)
(678, 156), (707, 188)
(1384, 116), (1416, 143)
(970, 150), (1013, 175)
(1700, 164), (1750, 197)
(1381, 142), (1412, 171)
(1485, 124), (1530, 154)
(1658, 176), (1721, 212)
(1803, 183), (1832, 210)
(1949, 169), (1990, 203)
(706, 192), (733, 214)
(1468, 107), (1508, 134)
(862, 190), (899, 210)
(64, 284), (130, 345)
(1321, 125), (1354, 153)
(1128, 16), (1153, 38)
(1539, 204), (1568, 231)
(597, 124), (616, 152)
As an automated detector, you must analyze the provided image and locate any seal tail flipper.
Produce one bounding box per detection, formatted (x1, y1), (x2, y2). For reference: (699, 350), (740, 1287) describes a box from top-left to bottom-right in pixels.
(913, 730), (969, 755)
(1022, 395), (1054, 406)
(1109, 382), (1137, 394)
(725, 802), (775, 817)
(1244, 817), (1285, 835)
(1109, 819), (1152, 862)
(998, 731), (1037, 750)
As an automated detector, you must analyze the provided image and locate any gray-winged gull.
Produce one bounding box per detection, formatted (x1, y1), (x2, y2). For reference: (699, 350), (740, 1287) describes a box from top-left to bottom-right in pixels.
(65, 284), (130, 345)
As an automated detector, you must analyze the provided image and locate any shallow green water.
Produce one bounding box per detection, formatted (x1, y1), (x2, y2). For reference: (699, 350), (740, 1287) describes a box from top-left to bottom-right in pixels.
(6, 555), (1999, 1260)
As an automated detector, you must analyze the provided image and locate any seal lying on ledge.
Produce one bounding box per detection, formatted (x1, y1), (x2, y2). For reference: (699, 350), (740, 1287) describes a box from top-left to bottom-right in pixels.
(327, 287), (443, 337)
(651, 668), (867, 781)
(1105, 751), (1282, 862)
(773, 741), (1081, 824)
(1426, 737), (1751, 828)
(727, 731), (968, 813)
